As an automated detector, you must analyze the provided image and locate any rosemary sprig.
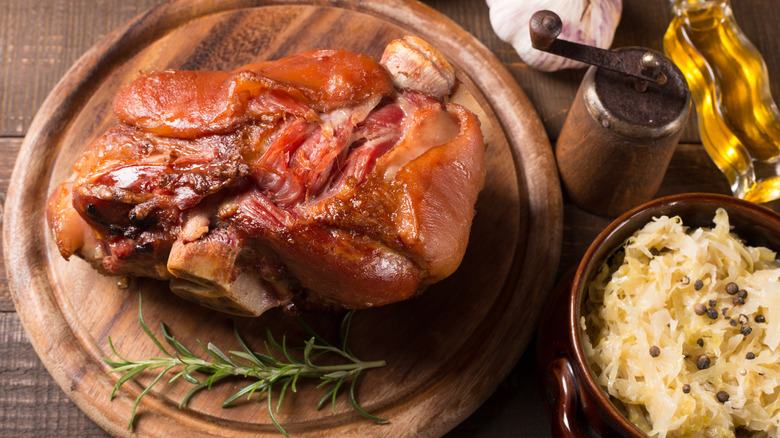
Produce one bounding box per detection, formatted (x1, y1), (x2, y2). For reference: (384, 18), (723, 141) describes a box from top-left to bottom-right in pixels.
(105, 294), (387, 436)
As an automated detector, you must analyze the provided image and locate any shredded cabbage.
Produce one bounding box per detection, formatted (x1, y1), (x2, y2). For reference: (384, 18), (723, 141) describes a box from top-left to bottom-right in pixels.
(583, 209), (780, 437)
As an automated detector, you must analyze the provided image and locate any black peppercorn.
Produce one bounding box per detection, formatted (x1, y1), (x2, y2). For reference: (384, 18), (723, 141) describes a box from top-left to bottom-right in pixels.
(737, 289), (748, 299)
(756, 315), (766, 323)
(694, 279), (704, 290)
(650, 248), (660, 256)
(746, 352), (756, 360)
(694, 303), (707, 316)
(682, 384), (691, 394)
(706, 307), (719, 320)
(708, 299), (717, 308)
(726, 282), (739, 295)
(697, 354), (711, 370)
(717, 391), (729, 403)
(649, 346), (661, 357)
(733, 297), (745, 306)
(741, 325), (753, 336)
(730, 319), (738, 327)
(696, 338), (704, 347)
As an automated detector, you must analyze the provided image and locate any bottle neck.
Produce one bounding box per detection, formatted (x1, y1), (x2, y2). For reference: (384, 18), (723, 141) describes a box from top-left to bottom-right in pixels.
(670, 0), (729, 12)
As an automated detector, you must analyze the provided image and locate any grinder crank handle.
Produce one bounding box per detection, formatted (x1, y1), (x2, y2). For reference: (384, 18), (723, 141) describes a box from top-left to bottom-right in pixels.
(529, 9), (664, 86)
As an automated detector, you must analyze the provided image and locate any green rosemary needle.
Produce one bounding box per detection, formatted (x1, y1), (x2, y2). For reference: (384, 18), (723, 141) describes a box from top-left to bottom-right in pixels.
(105, 293), (387, 436)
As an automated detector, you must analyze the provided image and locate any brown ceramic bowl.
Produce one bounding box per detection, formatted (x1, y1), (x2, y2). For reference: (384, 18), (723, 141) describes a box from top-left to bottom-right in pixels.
(536, 193), (780, 437)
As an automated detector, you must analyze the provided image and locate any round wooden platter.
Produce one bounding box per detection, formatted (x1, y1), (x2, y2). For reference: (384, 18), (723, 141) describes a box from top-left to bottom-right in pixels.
(3, 0), (562, 437)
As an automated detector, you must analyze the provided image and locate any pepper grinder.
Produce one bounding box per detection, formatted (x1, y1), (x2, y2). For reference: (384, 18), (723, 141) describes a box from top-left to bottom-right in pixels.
(530, 10), (691, 217)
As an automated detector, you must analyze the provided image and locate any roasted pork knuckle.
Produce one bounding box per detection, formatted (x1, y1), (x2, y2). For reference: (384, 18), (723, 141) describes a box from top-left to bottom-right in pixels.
(46, 38), (486, 316)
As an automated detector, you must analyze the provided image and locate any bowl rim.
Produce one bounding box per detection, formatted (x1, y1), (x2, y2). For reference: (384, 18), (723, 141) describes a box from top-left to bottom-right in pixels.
(566, 192), (780, 436)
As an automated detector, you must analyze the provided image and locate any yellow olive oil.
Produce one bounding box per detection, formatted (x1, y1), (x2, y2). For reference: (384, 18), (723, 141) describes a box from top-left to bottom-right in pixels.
(663, 0), (780, 203)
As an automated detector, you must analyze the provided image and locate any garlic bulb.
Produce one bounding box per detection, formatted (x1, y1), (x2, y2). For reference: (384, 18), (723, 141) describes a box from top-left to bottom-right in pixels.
(486, 0), (623, 72)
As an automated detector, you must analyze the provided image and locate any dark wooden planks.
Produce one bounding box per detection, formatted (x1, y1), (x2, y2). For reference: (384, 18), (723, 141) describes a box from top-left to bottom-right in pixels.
(0, 312), (108, 437)
(0, 0), (166, 137)
(3, 0), (780, 142)
(0, 138), (21, 312)
(4, 1), (561, 437)
(423, 0), (780, 145)
(0, 141), (733, 438)
(1, 0), (779, 437)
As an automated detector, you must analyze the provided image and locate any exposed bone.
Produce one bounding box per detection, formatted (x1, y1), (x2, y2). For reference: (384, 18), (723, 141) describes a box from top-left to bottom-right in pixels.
(167, 225), (283, 316)
(448, 84), (494, 147)
(169, 271), (282, 317)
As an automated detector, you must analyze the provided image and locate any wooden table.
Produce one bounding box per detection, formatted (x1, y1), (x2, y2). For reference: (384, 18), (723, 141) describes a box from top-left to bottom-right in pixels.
(1, 0), (778, 436)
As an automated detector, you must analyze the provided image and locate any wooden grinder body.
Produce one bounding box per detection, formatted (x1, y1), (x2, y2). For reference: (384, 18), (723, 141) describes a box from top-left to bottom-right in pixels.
(555, 48), (690, 217)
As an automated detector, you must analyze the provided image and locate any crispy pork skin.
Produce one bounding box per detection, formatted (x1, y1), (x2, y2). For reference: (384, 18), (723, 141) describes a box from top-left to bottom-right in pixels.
(46, 38), (486, 316)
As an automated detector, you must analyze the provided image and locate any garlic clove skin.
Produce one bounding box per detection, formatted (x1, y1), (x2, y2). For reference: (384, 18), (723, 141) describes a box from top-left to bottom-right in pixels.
(380, 36), (457, 99)
(486, 0), (623, 72)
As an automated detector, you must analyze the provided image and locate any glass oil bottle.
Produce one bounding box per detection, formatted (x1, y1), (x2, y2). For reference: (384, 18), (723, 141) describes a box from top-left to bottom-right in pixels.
(663, 0), (780, 203)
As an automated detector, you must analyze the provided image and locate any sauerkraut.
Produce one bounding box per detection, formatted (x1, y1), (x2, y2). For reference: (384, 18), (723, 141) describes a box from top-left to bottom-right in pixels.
(582, 209), (780, 437)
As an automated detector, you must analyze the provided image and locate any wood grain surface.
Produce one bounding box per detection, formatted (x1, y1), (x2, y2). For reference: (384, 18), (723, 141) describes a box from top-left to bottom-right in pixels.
(2, 0), (780, 437)
(4, 0), (562, 437)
